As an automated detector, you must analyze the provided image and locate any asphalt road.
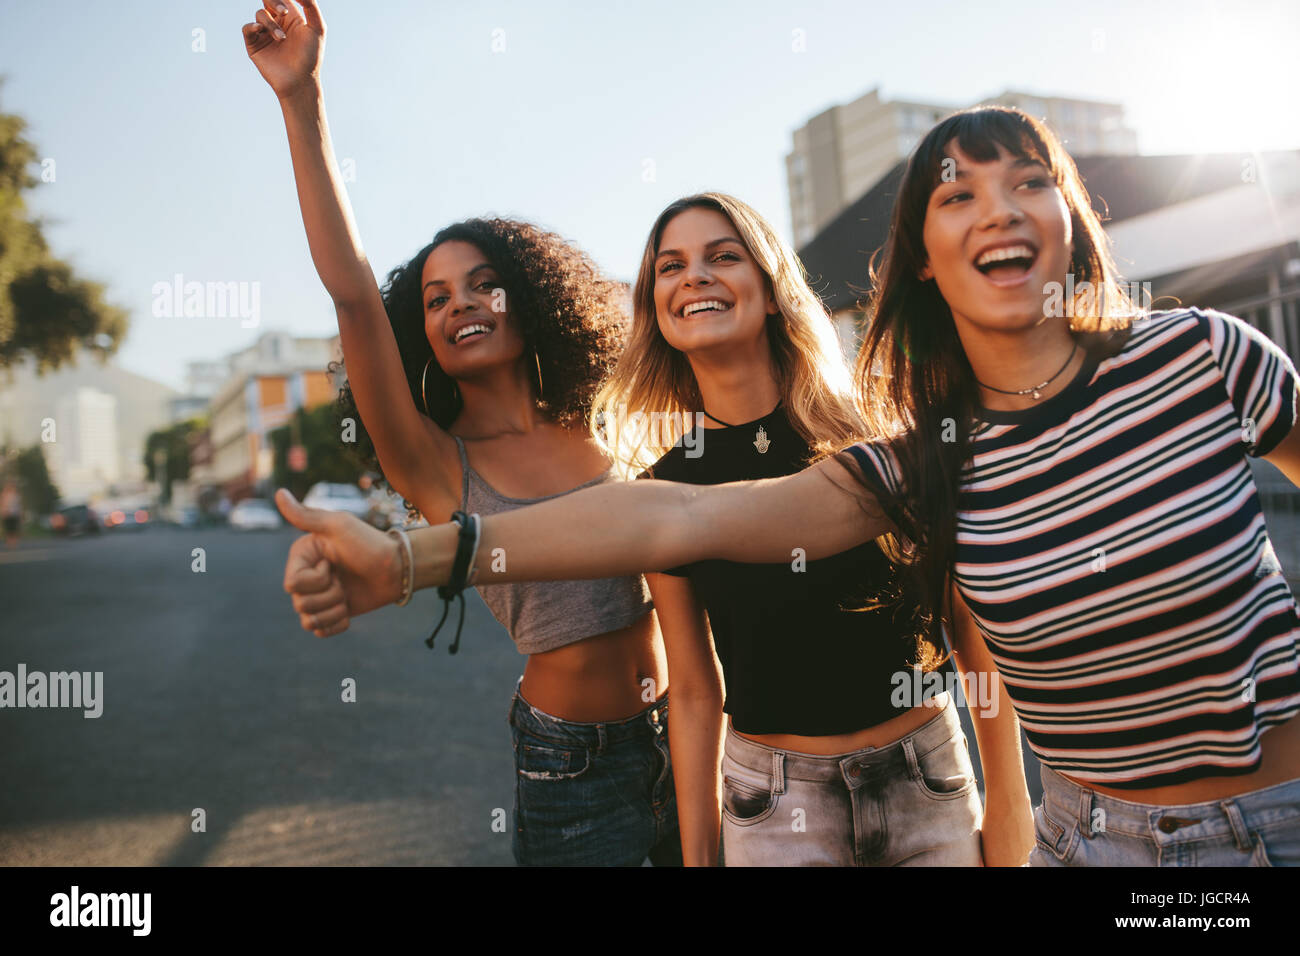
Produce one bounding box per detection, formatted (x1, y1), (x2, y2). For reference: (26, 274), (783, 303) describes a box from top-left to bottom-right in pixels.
(3, 479), (1297, 865)
(0, 525), (525, 866)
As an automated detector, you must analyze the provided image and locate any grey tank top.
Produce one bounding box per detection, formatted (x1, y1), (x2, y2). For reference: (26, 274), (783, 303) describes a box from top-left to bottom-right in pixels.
(452, 435), (653, 654)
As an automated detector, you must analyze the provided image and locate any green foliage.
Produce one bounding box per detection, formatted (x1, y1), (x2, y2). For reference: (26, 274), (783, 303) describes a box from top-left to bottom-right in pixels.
(142, 418), (204, 504)
(8, 444), (60, 515)
(268, 404), (364, 500)
(0, 93), (127, 371)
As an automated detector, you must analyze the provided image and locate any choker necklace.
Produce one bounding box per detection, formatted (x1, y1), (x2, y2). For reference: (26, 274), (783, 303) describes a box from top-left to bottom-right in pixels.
(700, 399), (781, 454)
(976, 342), (1078, 401)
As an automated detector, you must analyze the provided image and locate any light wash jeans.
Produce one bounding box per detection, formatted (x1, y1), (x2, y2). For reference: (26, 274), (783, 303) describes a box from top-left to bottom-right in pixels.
(1029, 763), (1300, 866)
(720, 694), (983, 866)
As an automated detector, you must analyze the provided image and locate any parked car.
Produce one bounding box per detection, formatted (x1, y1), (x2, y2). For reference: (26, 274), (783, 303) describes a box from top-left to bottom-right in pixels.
(303, 482), (374, 523)
(228, 498), (282, 531)
(50, 503), (102, 537)
(100, 504), (151, 532)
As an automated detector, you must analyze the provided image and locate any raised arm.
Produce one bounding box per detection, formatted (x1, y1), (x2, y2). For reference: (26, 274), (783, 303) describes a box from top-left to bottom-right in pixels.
(276, 453), (892, 634)
(244, 1), (458, 515)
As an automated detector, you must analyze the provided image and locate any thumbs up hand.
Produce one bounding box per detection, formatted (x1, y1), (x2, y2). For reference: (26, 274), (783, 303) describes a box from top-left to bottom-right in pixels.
(276, 488), (404, 636)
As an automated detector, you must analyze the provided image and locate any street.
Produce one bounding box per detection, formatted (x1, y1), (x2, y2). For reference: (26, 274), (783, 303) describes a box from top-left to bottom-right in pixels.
(2, 481), (1297, 865)
(0, 526), (524, 865)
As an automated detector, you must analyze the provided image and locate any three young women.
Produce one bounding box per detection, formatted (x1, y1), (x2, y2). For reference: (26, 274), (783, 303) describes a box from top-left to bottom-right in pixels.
(278, 104), (1300, 866)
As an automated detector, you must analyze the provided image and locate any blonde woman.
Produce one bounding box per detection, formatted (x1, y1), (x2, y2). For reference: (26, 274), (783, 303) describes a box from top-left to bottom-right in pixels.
(586, 193), (1031, 866)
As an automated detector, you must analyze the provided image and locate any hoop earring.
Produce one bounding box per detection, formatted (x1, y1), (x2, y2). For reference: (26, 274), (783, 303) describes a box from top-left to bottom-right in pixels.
(421, 356), (434, 417)
(422, 357), (459, 417)
(533, 349), (544, 400)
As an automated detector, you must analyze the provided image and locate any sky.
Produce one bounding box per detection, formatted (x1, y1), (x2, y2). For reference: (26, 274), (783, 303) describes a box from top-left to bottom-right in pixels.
(1, 0), (1297, 391)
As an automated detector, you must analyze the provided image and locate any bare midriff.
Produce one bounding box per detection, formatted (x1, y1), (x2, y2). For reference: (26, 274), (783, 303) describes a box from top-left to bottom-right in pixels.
(733, 692), (952, 756)
(1059, 712), (1300, 805)
(519, 611), (668, 722)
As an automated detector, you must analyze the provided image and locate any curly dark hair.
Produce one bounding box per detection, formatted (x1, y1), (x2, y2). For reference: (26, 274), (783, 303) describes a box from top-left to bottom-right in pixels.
(334, 218), (631, 494)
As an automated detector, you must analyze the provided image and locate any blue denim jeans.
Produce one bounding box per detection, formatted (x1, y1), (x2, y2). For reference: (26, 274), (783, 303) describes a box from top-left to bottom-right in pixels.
(720, 694), (983, 866)
(1029, 763), (1300, 866)
(507, 680), (681, 866)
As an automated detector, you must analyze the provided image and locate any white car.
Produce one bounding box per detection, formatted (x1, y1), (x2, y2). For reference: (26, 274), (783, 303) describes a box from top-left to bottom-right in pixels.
(303, 482), (373, 522)
(228, 498), (282, 531)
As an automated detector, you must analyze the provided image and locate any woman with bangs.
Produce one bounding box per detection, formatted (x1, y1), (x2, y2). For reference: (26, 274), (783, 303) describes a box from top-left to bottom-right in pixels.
(244, 1), (679, 867)
(275, 101), (1300, 862)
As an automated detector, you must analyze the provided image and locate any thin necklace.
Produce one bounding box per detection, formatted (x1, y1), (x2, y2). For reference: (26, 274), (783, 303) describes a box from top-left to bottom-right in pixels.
(699, 399), (781, 454)
(976, 342), (1078, 401)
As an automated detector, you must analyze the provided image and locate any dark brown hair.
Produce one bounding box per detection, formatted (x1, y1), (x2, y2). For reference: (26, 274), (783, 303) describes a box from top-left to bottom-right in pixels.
(833, 106), (1137, 655)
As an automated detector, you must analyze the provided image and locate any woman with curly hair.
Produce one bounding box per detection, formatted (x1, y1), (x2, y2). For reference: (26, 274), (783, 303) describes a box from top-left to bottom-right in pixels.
(244, 1), (678, 866)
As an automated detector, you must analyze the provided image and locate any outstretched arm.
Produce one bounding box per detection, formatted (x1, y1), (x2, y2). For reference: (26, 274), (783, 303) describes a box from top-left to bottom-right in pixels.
(244, 1), (459, 517)
(276, 453), (891, 634)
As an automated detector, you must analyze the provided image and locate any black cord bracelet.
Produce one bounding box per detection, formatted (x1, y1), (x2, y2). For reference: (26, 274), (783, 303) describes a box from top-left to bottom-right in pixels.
(426, 511), (481, 655)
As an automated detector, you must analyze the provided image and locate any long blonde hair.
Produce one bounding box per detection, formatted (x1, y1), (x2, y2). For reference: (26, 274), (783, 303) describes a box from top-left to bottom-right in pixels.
(592, 192), (864, 475)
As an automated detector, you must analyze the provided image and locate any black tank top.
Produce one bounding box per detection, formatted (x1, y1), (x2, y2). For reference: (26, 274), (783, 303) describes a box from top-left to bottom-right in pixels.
(640, 404), (919, 735)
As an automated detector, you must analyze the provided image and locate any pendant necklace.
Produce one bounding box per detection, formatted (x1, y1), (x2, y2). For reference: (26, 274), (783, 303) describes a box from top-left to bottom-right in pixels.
(976, 342), (1078, 402)
(699, 400), (781, 454)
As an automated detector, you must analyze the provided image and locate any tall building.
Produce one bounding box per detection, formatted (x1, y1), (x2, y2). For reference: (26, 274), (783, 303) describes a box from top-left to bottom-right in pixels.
(786, 88), (1138, 245)
(0, 353), (176, 500)
(47, 388), (120, 501)
(189, 331), (343, 496)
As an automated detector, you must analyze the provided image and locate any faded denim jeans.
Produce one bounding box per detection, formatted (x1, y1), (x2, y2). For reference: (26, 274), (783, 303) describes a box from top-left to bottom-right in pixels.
(721, 694), (983, 866)
(1030, 763), (1300, 866)
(507, 679), (681, 866)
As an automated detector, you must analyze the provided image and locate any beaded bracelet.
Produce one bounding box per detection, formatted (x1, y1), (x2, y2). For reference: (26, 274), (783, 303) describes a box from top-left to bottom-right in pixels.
(385, 528), (415, 607)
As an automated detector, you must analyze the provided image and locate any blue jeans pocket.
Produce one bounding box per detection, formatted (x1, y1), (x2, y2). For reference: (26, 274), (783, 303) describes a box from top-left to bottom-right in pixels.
(1033, 801), (1081, 864)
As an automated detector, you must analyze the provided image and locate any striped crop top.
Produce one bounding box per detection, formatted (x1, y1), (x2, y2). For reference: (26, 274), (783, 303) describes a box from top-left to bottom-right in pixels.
(452, 436), (653, 654)
(845, 308), (1300, 788)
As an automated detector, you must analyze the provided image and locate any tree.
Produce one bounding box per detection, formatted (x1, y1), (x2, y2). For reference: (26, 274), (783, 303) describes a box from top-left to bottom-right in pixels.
(268, 404), (365, 500)
(6, 444), (60, 515)
(0, 91), (127, 371)
(142, 418), (203, 504)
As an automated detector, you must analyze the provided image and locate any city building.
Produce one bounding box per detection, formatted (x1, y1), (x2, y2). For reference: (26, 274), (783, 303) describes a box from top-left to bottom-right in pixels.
(48, 388), (120, 501)
(168, 359), (232, 423)
(190, 331), (343, 497)
(0, 352), (176, 501)
(786, 88), (1138, 246)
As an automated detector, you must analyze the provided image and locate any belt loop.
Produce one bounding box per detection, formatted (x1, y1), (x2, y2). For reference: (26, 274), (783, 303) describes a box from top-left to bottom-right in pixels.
(772, 751), (786, 795)
(1078, 785), (1094, 838)
(1221, 800), (1253, 853)
(596, 723), (607, 755)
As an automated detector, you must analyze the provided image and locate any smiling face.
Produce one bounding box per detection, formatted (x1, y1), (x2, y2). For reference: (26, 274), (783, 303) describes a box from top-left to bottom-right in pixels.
(421, 240), (527, 378)
(652, 206), (778, 355)
(920, 141), (1073, 336)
